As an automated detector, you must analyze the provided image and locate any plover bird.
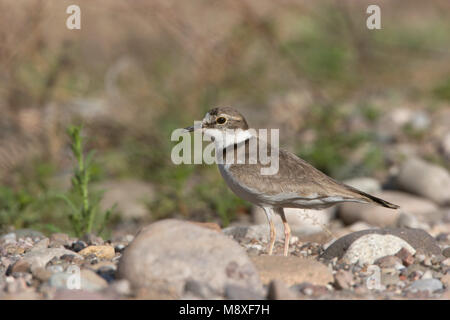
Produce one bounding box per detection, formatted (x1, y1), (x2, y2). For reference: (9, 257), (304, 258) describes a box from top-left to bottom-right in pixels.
(185, 107), (399, 256)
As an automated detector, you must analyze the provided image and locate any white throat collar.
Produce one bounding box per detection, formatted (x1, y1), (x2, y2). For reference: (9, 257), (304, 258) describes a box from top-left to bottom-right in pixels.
(203, 128), (253, 150)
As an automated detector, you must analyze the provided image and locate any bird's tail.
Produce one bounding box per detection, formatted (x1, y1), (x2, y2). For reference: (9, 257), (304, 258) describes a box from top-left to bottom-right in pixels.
(340, 181), (400, 209)
(358, 190), (400, 209)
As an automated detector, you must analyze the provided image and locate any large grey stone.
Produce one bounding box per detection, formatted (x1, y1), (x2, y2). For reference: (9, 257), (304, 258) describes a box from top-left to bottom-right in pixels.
(395, 157), (450, 205)
(117, 219), (262, 296)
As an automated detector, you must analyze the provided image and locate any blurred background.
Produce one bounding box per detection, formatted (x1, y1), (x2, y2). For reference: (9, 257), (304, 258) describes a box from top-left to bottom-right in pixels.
(0, 0), (449, 237)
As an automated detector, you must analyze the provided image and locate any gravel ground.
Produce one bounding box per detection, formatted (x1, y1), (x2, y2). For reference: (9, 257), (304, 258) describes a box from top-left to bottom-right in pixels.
(1, 219), (449, 300)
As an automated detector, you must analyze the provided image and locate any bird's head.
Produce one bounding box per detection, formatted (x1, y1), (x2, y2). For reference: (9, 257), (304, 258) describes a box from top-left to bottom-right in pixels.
(184, 107), (250, 148)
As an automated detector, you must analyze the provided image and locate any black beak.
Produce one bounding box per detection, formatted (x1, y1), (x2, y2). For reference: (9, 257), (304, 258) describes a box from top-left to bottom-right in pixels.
(184, 122), (204, 132)
(184, 120), (207, 132)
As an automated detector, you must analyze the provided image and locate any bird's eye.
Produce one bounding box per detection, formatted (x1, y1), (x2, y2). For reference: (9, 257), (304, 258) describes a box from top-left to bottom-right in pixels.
(216, 117), (227, 124)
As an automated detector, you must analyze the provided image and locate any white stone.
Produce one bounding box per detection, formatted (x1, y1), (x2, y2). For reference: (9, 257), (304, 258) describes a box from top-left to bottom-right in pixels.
(343, 234), (416, 266)
(396, 157), (450, 205)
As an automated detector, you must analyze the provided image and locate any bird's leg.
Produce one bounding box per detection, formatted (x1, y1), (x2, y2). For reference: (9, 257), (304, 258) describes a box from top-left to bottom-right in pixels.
(278, 208), (291, 256)
(263, 207), (276, 255)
